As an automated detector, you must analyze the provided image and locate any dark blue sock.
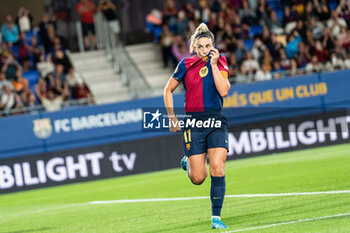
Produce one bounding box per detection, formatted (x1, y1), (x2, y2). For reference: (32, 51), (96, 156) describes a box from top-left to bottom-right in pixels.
(210, 176), (226, 217)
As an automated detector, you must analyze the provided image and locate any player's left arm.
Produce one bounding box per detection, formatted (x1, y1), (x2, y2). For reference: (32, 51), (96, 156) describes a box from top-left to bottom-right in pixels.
(210, 49), (231, 97)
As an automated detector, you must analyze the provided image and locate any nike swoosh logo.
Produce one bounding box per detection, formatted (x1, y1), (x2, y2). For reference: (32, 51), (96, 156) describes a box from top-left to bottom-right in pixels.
(213, 197), (221, 199)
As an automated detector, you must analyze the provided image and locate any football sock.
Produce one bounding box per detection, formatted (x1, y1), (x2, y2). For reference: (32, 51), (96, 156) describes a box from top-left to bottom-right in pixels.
(210, 176), (226, 217)
(186, 161), (190, 178)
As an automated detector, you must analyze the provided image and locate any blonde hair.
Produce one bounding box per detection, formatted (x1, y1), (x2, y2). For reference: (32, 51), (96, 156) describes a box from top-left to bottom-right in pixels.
(190, 23), (215, 53)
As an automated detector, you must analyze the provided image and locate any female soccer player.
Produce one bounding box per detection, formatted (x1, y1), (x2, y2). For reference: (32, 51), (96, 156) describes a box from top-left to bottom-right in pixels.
(163, 23), (230, 229)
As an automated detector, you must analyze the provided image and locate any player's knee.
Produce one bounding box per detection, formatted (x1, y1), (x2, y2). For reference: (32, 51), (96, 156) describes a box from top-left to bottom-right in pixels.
(210, 163), (225, 177)
(191, 174), (207, 185)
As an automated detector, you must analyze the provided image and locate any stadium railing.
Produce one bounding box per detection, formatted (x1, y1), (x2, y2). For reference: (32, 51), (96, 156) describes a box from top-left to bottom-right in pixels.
(230, 65), (348, 84)
(0, 97), (94, 117)
(92, 12), (152, 99)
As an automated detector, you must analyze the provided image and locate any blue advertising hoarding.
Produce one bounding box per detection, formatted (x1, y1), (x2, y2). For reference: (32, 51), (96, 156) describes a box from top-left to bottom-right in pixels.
(0, 70), (349, 159)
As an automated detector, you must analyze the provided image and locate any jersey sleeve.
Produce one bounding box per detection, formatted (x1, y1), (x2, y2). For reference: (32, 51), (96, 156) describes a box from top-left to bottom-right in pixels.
(172, 58), (187, 81)
(217, 55), (229, 79)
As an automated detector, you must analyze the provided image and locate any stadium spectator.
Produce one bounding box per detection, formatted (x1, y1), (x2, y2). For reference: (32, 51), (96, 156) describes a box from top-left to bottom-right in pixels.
(20, 85), (32, 106)
(146, 9), (162, 42)
(39, 13), (57, 53)
(35, 78), (48, 99)
(176, 10), (188, 35)
(98, 0), (121, 35)
(235, 39), (247, 63)
(67, 71), (84, 91)
(289, 58), (303, 76)
(11, 70), (29, 93)
(286, 30), (302, 58)
(0, 85), (15, 112)
(315, 0), (330, 22)
(306, 55), (323, 73)
(76, 0), (97, 50)
(307, 17), (325, 46)
(1, 14), (19, 45)
(313, 40), (329, 63)
(26, 92), (37, 108)
(222, 22), (236, 52)
(30, 36), (43, 67)
(52, 50), (73, 75)
(2, 53), (22, 81)
(343, 52), (350, 68)
(266, 33), (284, 58)
(162, 0), (177, 32)
(279, 48), (291, 70)
(256, 0), (271, 25)
(251, 38), (266, 61)
(261, 49), (273, 71)
(327, 10), (347, 38)
(329, 52), (344, 69)
(13, 94), (26, 114)
(227, 53), (239, 79)
(202, 6), (211, 25)
(268, 10), (284, 35)
(15, 7), (33, 32)
(171, 35), (190, 63)
(243, 51), (259, 73)
(283, 5), (300, 32)
(35, 84), (69, 112)
(0, 72), (12, 91)
(232, 63), (250, 83)
(37, 54), (55, 79)
(296, 42), (311, 67)
(239, 0), (256, 25)
(160, 25), (173, 68)
(18, 31), (31, 70)
(232, 14), (249, 38)
(73, 81), (93, 101)
(255, 63), (272, 81)
(271, 60), (284, 79)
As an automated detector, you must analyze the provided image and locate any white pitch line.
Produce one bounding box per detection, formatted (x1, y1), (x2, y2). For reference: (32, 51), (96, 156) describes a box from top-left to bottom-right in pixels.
(224, 213), (350, 233)
(90, 190), (350, 204)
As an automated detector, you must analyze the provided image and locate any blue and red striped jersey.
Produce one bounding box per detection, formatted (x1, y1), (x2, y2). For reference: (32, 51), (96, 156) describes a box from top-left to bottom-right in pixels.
(172, 54), (229, 112)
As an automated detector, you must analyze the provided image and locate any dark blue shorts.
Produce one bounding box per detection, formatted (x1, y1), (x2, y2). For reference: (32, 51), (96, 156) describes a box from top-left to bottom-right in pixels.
(182, 112), (228, 157)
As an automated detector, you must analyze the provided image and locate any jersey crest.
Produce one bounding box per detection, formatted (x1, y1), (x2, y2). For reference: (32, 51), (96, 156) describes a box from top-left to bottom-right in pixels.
(199, 66), (208, 77)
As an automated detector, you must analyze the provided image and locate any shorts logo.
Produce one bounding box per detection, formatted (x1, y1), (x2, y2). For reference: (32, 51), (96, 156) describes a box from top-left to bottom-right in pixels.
(33, 118), (53, 139)
(199, 66), (208, 77)
(186, 143), (191, 150)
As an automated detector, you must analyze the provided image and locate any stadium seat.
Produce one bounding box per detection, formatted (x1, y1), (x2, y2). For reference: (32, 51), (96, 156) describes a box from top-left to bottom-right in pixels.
(244, 39), (254, 50)
(23, 70), (40, 89)
(275, 10), (284, 22)
(249, 25), (263, 37)
(146, 21), (162, 43)
(328, 2), (338, 11)
(10, 45), (20, 61)
(266, 0), (282, 11)
(25, 30), (34, 45)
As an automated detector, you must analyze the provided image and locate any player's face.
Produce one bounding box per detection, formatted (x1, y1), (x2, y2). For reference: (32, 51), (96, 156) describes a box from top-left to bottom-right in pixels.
(195, 37), (214, 58)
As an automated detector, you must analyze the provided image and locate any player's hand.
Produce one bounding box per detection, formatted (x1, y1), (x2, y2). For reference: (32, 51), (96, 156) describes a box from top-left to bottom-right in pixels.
(169, 115), (180, 132)
(210, 49), (219, 65)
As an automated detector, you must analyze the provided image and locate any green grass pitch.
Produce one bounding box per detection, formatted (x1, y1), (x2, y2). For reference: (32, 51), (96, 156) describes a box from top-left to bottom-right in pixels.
(1, 143), (350, 233)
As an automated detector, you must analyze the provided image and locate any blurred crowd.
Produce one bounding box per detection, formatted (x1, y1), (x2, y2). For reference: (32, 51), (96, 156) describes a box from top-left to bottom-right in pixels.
(146, 0), (350, 84)
(0, 2), (96, 116)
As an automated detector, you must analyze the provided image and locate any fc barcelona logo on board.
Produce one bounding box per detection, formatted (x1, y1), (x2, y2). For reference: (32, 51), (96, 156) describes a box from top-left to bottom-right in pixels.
(199, 66), (208, 77)
(33, 118), (53, 139)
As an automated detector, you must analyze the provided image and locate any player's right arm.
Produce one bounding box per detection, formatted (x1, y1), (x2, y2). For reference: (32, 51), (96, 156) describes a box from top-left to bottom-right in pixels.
(164, 77), (180, 132)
